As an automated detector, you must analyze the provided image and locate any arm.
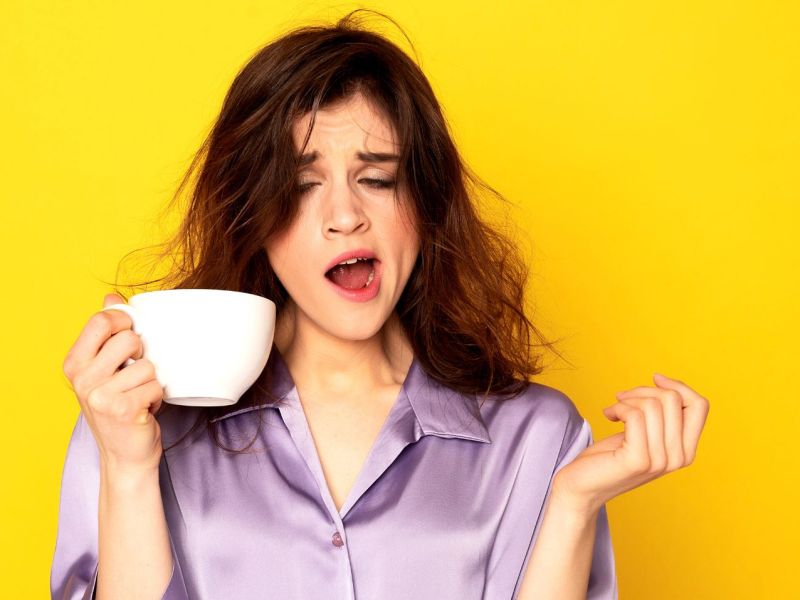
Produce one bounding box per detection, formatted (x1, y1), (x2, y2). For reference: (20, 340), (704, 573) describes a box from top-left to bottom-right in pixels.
(50, 412), (188, 600)
(515, 418), (618, 600)
(515, 491), (600, 599)
(97, 463), (173, 599)
(516, 372), (710, 599)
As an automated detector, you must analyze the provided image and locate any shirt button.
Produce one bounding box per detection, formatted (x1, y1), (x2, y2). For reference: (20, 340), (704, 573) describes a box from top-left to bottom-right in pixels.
(332, 531), (344, 547)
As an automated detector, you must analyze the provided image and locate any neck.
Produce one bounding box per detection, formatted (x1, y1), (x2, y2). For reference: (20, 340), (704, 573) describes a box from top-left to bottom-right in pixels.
(272, 301), (413, 400)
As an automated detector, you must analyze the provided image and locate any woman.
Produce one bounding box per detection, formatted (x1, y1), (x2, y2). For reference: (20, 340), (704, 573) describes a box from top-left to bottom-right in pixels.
(52, 10), (709, 600)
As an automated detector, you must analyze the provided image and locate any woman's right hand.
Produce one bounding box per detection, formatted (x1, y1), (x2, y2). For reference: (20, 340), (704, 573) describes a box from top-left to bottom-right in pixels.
(62, 293), (167, 473)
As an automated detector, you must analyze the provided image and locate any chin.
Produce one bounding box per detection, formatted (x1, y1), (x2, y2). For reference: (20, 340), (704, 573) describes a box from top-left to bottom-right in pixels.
(322, 315), (387, 341)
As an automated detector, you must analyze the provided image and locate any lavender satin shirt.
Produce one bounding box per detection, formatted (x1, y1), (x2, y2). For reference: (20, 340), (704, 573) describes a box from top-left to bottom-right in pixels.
(51, 346), (618, 599)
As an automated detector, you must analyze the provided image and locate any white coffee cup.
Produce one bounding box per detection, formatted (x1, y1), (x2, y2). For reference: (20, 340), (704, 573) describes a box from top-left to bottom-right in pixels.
(101, 289), (276, 407)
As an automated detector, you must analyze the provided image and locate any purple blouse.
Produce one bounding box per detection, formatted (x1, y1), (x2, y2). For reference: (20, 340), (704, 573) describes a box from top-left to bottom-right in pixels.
(51, 346), (617, 599)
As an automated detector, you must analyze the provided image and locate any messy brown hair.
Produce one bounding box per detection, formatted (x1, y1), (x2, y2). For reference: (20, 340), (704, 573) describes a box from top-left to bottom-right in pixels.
(106, 9), (570, 453)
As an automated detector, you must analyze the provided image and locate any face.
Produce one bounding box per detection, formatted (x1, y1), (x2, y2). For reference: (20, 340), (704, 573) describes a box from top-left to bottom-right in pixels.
(265, 92), (420, 344)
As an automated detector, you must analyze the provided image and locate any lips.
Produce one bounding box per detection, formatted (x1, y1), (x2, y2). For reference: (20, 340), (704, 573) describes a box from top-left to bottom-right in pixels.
(324, 257), (382, 302)
(323, 248), (379, 275)
(324, 248), (383, 302)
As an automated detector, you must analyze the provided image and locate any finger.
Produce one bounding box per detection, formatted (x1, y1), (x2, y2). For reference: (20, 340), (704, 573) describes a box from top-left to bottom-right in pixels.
(653, 373), (710, 464)
(579, 431), (626, 457)
(616, 385), (665, 399)
(96, 329), (143, 373)
(121, 379), (165, 425)
(658, 388), (685, 470)
(602, 403), (650, 473)
(103, 294), (142, 360)
(105, 358), (160, 395)
(73, 330), (142, 395)
(66, 301), (134, 371)
(618, 386), (684, 471)
(90, 379), (164, 425)
(149, 395), (166, 417)
(652, 373), (703, 399)
(103, 293), (125, 308)
(617, 396), (666, 473)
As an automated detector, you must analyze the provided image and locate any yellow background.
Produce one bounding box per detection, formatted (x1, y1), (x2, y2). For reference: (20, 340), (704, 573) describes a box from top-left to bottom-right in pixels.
(2, 1), (797, 597)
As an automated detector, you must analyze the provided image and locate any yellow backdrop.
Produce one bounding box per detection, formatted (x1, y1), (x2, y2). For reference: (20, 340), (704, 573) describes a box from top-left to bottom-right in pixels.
(2, 1), (796, 598)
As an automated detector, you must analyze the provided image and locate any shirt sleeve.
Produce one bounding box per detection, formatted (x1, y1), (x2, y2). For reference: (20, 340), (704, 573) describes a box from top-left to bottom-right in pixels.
(50, 411), (189, 600)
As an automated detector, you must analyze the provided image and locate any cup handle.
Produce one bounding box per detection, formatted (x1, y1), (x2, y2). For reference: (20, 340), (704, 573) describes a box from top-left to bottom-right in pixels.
(101, 303), (138, 367)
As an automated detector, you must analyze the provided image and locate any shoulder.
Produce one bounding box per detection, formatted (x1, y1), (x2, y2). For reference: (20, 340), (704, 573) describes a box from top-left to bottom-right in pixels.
(480, 381), (587, 461)
(482, 380), (584, 430)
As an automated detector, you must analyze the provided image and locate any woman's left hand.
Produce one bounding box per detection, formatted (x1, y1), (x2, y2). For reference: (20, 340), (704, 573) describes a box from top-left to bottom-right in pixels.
(550, 372), (710, 515)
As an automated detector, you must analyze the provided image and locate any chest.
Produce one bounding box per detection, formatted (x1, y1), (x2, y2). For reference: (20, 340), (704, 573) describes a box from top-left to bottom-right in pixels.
(299, 386), (401, 513)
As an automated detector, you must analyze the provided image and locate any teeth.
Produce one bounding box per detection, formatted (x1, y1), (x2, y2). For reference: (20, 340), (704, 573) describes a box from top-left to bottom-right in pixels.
(365, 269), (374, 286)
(336, 256), (371, 266)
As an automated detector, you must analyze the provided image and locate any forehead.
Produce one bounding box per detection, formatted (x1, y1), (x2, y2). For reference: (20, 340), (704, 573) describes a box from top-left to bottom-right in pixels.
(292, 92), (399, 152)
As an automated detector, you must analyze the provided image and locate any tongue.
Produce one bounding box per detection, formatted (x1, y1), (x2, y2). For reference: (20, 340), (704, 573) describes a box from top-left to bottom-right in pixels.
(327, 260), (373, 290)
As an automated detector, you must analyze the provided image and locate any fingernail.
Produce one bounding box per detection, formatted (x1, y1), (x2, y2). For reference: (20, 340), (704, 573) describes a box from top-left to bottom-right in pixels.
(654, 372), (667, 379)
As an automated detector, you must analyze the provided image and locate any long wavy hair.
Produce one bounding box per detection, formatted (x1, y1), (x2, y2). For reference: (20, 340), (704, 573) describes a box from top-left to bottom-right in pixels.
(107, 9), (571, 453)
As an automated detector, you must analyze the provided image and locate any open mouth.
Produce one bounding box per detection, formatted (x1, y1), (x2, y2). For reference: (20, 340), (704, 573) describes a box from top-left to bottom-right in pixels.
(325, 257), (376, 290)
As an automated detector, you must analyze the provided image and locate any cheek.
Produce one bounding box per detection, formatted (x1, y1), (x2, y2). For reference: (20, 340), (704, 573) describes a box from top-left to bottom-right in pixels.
(265, 211), (307, 260)
(393, 209), (420, 262)
(265, 229), (300, 278)
(265, 202), (312, 259)
(264, 237), (283, 272)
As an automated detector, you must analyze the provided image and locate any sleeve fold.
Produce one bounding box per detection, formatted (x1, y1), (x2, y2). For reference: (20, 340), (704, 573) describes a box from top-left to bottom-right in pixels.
(50, 412), (189, 600)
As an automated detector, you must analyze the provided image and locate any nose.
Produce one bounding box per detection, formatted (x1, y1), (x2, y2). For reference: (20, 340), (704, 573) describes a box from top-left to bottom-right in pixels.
(322, 179), (369, 236)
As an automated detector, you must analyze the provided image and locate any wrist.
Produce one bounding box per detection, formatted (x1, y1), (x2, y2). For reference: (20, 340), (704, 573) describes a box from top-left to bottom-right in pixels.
(549, 479), (604, 520)
(100, 458), (161, 489)
(546, 492), (600, 528)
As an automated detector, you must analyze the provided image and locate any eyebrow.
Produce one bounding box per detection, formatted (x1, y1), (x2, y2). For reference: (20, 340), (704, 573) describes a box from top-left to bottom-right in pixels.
(297, 150), (400, 166)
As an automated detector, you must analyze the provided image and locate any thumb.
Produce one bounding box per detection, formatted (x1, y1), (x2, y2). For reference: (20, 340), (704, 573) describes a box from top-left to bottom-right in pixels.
(102, 292), (126, 308)
(579, 431), (626, 457)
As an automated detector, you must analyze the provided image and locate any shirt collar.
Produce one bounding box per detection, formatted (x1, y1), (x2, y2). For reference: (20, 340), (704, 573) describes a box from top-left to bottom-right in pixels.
(210, 344), (492, 444)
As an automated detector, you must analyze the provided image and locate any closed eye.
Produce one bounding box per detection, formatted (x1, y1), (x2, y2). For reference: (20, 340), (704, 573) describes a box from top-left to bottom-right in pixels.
(295, 178), (396, 193)
(296, 182), (318, 193)
(360, 177), (395, 189)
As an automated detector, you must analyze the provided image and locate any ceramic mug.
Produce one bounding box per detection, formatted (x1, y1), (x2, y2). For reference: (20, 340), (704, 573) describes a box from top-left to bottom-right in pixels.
(101, 289), (276, 407)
